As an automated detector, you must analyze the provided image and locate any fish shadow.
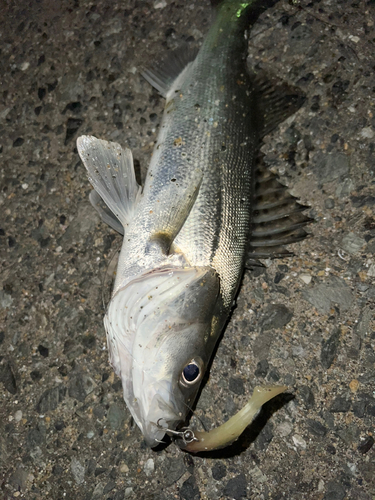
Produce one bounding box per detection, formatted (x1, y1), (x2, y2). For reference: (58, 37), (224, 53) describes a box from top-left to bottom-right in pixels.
(189, 391), (294, 459)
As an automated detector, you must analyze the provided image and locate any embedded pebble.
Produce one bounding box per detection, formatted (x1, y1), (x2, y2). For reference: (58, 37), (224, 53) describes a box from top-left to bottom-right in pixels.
(340, 232), (366, 254)
(302, 276), (353, 314)
(180, 476), (200, 500)
(223, 474), (247, 500)
(107, 403), (126, 430)
(360, 127), (374, 139)
(277, 421), (293, 437)
(70, 458), (85, 485)
(292, 434), (307, 449)
(299, 274), (312, 284)
(14, 410), (23, 422)
(313, 152), (349, 183)
(321, 328), (341, 369)
(143, 458), (155, 477)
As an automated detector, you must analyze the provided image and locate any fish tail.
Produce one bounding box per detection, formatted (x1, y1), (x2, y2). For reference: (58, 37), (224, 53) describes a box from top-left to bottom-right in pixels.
(211, 0), (281, 29)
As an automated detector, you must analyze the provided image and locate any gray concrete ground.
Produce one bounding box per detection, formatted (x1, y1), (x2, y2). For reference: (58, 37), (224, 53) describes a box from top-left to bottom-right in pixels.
(0, 0), (374, 499)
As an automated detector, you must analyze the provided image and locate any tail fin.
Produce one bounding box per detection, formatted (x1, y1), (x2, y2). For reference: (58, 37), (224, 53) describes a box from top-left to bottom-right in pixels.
(211, 0), (282, 28)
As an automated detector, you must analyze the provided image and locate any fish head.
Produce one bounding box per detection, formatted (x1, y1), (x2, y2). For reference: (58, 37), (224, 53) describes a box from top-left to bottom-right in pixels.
(105, 266), (220, 447)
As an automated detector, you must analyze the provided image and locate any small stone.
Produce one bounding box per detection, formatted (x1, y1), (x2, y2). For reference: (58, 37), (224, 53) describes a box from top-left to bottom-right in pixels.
(223, 473), (248, 499)
(212, 462), (227, 480)
(91, 482), (104, 498)
(0, 290), (13, 309)
(154, 0), (167, 8)
(277, 421), (293, 437)
(292, 434), (307, 449)
(330, 396), (351, 413)
(71, 457), (85, 485)
(324, 198), (335, 209)
(306, 419), (327, 437)
(107, 403), (126, 430)
(0, 362), (17, 394)
(143, 458), (154, 477)
(314, 152), (349, 183)
(357, 436), (374, 454)
(323, 481), (346, 500)
(298, 385), (315, 409)
(252, 331), (274, 359)
(68, 374), (96, 402)
(335, 177), (355, 198)
(180, 476), (200, 500)
(349, 379), (359, 393)
(299, 274), (312, 284)
(93, 405), (106, 420)
(14, 410), (22, 422)
(349, 35), (360, 43)
(125, 488), (134, 498)
(163, 456), (186, 487)
(119, 462), (129, 473)
(36, 386), (66, 413)
(340, 232), (366, 254)
(268, 368), (280, 382)
(259, 304), (293, 331)
(355, 306), (372, 339)
(360, 127), (374, 139)
(367, 263), (375, 277)
(103, 480), (116, 494)
(352, 399), (366, 419)
(302, 276), (353, 314)
(229, 377), (245, 395)
(87, 430), (94, 439)
(254, 359), (269, 377)
(13, 137), (24, 147)
(9, 466), (29, 490)
(321, 328), (340, 369)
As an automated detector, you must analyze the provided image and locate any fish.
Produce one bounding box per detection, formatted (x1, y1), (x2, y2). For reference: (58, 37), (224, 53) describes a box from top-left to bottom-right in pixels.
(77, 0), (309, 450)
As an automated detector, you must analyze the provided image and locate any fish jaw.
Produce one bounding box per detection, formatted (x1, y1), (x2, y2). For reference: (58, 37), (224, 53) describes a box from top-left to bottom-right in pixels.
(104, 265), (220, 447)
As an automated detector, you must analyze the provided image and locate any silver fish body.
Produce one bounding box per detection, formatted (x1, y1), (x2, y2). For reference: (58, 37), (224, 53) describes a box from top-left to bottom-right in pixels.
(78, 0), (306, 448)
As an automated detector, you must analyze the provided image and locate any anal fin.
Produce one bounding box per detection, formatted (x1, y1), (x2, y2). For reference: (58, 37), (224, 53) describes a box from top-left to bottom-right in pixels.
(253, 70), (306, 139)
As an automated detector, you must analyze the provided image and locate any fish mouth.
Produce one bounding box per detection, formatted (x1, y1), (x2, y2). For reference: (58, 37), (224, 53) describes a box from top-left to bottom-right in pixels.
(136, 392), (184, 448)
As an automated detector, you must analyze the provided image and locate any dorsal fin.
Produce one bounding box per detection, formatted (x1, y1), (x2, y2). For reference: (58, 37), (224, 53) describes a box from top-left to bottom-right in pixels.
(248, 156), (313, 260)
(142, 47), (199, 98)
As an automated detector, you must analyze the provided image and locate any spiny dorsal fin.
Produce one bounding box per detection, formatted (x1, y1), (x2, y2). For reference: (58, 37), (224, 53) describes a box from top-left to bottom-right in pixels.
(77, 136), (142, 230)
(248, 156), (313, 260)
(142, 46), (199, 98)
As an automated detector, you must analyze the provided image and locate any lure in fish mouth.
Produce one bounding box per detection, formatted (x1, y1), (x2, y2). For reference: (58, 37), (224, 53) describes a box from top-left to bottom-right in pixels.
(77, 0), (309, 451)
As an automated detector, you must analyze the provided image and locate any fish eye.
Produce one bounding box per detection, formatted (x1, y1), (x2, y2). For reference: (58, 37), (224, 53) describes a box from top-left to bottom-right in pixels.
(182, 360), (201, 385)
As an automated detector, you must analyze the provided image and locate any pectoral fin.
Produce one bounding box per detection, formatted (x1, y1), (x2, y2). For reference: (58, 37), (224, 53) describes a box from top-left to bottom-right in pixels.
(77, 136), (142, 230)
(150, 168), (203, 254)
